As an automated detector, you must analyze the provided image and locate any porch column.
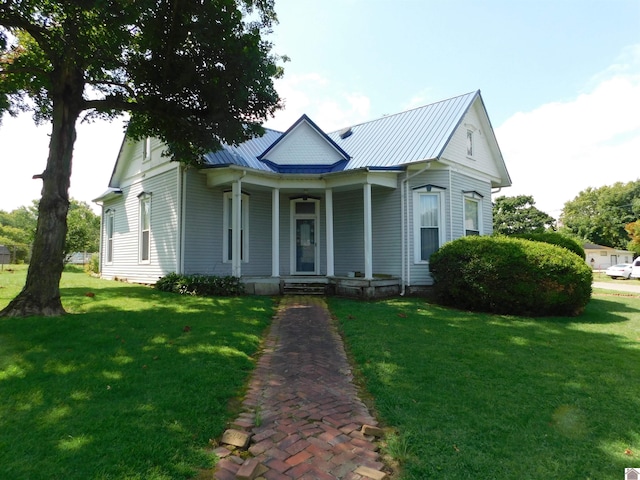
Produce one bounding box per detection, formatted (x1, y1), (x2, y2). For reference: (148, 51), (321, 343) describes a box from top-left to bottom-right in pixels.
(231, 179), (242, 277)
(325, 188), (335, 276)
(363, 183), (373, 280)
(271, 188), (280, 277)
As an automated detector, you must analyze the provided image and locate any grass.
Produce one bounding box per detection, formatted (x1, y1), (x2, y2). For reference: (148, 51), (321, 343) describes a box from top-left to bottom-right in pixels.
(0, 266), (274, 480)
(593, 271), (640, 284)
(328, 292), (640, 480)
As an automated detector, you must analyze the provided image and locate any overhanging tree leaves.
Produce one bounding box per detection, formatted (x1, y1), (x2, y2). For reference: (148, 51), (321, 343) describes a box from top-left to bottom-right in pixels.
(493, 195), (556, 235)
(0, 0), (284, 317)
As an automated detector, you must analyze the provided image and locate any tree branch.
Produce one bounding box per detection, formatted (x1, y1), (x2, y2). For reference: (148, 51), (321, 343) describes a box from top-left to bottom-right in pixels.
(87, 79), (136, 97)
(0, 10), (55, 58)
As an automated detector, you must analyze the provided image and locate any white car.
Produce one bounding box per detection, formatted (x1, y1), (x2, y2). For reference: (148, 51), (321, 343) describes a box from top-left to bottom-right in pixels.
(632, 258), (640, 279)
(605, 263), (633, 279)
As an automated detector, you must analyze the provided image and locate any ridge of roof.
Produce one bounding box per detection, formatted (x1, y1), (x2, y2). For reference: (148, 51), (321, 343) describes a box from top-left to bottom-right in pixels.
(327, 90), (479, 134)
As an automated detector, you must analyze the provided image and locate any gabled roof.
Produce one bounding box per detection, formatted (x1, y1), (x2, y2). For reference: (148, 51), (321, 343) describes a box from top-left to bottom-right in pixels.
(326, 91), (479, 169)
(258, 114), (350, 164)
(202, 90), (500, 175)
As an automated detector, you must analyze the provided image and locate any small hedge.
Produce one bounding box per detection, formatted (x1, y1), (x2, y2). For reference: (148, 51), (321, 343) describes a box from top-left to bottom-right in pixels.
(430, 236), (592, 317)
(155, 273), (245, 296)
(511, 232), (585, 259)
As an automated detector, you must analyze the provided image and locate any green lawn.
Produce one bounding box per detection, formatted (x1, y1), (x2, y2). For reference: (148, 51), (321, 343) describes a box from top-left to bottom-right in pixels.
(329, 293), (640, 480)
(2, 267), (639, 479)
(0, 266), (273, 480)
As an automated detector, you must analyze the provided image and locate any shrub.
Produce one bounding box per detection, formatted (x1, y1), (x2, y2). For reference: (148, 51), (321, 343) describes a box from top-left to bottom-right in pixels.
(86, 253), (100, 274)
(430, 236), (592, 316)
(155, 273), (245, 296)
(511, 232), (585, 259)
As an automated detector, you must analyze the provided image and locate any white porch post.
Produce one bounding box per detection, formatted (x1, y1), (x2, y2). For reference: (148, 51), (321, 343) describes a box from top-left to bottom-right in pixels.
(271, 188), (280, 277)
(363, 183), (373, 280)
(325, 188), (335, 277)
(231, 179), (242, 277)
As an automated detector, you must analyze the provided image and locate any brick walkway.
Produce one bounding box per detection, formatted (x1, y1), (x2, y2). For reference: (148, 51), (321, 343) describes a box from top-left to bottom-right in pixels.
(213, 296), (389, 480)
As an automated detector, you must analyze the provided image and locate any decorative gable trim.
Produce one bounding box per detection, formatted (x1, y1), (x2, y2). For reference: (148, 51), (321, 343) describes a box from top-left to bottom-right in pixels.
(257, 115), (351, 173)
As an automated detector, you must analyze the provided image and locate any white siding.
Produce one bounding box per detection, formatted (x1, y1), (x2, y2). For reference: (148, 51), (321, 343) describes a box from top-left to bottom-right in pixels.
(441, 102), (502, 181)
(182, 171), (224, 275)
(101, 166), (178, 283)
(265, 122), (343, 166)
(371, 186), (402, 276)
(333, 189), (365, 275)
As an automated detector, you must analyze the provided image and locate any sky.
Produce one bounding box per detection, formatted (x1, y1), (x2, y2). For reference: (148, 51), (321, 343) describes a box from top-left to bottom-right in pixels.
(1, 0), (639, 217)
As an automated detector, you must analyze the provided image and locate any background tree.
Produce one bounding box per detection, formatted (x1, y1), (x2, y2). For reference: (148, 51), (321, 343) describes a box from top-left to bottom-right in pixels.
(493, 195), (556, 235)
(560, 180), (640, 249)
(625, 220), (640, 255)
(0, 202), (38, 263)
(64, 200), (100, 261)
(1, 0), (284, 317)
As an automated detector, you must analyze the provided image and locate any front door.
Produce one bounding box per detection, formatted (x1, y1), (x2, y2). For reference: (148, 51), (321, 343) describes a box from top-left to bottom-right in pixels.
(292, 200), (319, 274)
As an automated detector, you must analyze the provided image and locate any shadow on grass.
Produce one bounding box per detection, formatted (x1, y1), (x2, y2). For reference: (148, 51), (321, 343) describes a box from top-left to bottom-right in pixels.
(330, 295), (640, 480)
(0, 293), (273, 480)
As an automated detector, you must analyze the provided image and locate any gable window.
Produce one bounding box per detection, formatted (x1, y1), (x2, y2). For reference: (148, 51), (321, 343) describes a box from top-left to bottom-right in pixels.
(142, 137), (151, 162)
(105, 209), (115, 264)
(413, 185), (445, 263)
(139, 193), (151, 263)
(464, 191), (483, 236)
(466, 129), (474, 157)
(223, 191), (249, 263)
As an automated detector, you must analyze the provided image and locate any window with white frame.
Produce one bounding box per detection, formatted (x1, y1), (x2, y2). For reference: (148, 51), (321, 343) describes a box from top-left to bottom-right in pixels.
(223, 191), (249, 262)
(105, 209), (115, 263)
(413, 186), (444, 262)
(139, 193), (151, 263)
(466, 129), (474, 157)
(463, 191), (483, 236)
(142, 137), (151, 162)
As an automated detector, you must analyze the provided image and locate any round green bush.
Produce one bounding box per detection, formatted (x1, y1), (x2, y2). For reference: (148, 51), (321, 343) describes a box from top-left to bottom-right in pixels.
(511, 232), (585, 259)
(429, 236), (592, 316)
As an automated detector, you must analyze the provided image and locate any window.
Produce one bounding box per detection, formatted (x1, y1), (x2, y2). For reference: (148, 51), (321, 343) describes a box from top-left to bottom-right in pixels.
(139, 193), (151, 262)
(466, 129), (474, 156)
(464, 198), (480, 235)
(223, 191), (249, 262)
(142, 137), (151, 162)
(105, 209), (114, 263)
(413, 188), (444, 263)
(463, 191), (483, 236)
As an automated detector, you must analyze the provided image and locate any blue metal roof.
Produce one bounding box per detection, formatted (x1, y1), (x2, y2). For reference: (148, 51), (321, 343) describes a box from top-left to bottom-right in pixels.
(327, 91), (478, 170)
(202, 91), (479, 172)
(203, 128), (283, 171)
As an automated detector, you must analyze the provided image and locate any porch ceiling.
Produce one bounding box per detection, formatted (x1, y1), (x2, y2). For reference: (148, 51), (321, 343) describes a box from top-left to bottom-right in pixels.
(202, 166), (400, 191)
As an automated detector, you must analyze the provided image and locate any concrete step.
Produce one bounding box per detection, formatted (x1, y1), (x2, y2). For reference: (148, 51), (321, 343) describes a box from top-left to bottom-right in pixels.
(282, 283), (327, 295)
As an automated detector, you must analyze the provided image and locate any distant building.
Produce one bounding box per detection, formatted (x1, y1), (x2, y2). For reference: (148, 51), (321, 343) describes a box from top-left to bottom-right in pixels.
(584, 243), (634, 269)
(0, 245), (10, 265)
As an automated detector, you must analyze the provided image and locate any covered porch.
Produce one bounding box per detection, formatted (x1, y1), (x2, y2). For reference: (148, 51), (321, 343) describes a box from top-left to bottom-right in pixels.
(202, 165), (403, 283)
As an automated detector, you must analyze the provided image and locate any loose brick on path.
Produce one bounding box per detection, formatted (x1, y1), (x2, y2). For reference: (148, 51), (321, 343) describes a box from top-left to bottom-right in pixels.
(214, 296), (388, 479)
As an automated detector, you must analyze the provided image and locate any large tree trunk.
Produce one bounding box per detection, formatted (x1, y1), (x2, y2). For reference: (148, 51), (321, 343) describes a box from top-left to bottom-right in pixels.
(0, 71), (83, 318)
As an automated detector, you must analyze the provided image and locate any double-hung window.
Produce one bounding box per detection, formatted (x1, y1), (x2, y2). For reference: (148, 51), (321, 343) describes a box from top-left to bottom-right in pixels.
(464, 191), (483, 236)
(105, 209), (115, 264)
(413, 185), (445, 263)
(223, 191), (249, 263)
(139, 193), (151, 263)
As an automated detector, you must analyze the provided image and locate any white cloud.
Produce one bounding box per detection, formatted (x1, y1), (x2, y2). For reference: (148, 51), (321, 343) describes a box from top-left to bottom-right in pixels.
(265, 73), (371, 132)
(496, 46), (640, 218)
